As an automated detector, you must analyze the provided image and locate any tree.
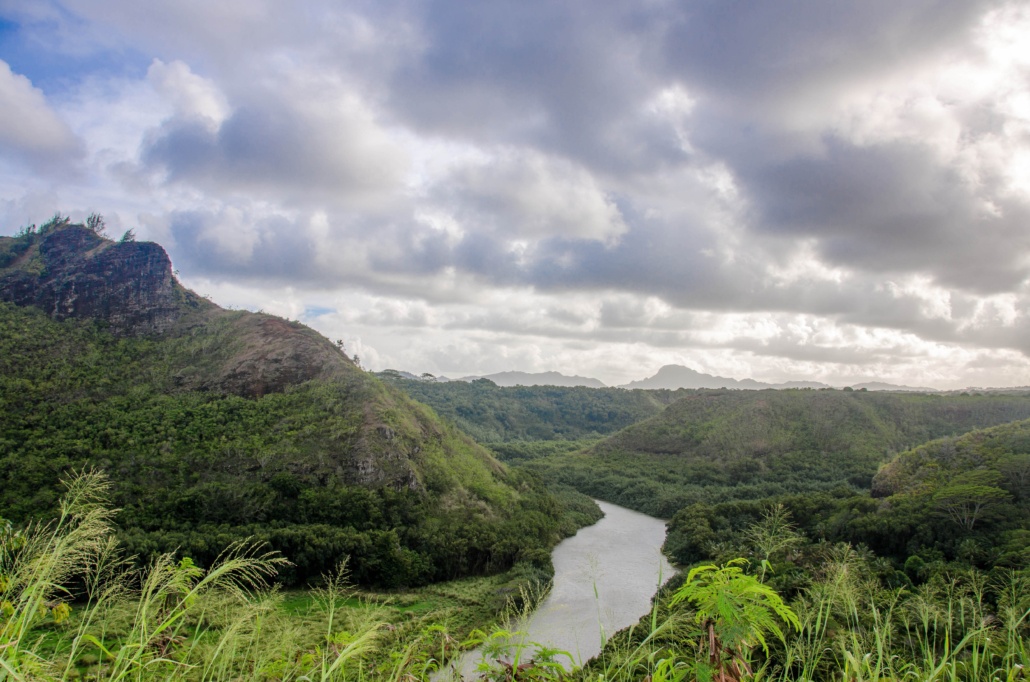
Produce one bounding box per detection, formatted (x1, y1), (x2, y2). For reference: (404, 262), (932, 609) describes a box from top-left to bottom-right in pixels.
(999, 453), (1030, 499)
(933, 470), (1010, 531)
(86, 212), (107, 236)
(39, 212), (70, 234)
(671, 559), (799, 682)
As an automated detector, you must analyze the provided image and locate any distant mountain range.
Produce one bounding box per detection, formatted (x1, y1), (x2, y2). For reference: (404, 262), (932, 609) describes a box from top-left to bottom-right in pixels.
(436, 364), (940, 392)
(457, 370), (606, 388)
(618, 365), (830, 390)
(851, 381), (940, 393)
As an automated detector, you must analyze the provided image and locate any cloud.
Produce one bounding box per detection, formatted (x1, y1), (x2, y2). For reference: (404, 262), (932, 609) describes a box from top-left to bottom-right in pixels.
(385, 0), (680, 172)
(658, 0), (995, 110)
(141, 82), (409, 205)
(0, 60), (84, 171)
(434, 149), (627, 242)
(4, 0), (1030, 389)
(147, 59), (229, 125)
(738, 138), (1030, 293)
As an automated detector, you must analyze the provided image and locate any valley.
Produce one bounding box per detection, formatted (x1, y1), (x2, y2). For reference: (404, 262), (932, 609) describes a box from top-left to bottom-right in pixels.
(1, 220), (1028, 680)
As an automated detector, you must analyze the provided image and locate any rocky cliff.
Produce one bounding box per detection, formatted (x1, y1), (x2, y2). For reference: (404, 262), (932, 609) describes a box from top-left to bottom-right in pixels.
(0, 225), (203, 335)
(0, 223), (354, 397)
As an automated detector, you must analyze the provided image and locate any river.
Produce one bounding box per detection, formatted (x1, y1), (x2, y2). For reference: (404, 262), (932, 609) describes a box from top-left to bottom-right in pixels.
(441, 499), (674, 678)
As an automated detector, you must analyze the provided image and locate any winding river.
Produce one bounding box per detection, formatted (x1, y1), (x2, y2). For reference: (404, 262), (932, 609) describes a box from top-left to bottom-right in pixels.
(443, 500), (675, 678)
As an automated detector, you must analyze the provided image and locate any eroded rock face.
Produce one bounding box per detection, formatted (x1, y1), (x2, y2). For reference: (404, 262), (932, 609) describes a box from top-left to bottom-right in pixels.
(210, 314), (353, 397)
(0, 226), (205, 335)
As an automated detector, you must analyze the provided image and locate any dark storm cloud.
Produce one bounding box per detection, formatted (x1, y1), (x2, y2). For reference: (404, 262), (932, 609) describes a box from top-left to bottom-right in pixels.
(386, 0), (686, 173)
(372, 0), (1029, 304)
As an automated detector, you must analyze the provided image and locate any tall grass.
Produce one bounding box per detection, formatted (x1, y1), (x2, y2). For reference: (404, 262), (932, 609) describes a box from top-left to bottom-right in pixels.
(3, 474), (1027, 680)
(0, 471), (392, 681)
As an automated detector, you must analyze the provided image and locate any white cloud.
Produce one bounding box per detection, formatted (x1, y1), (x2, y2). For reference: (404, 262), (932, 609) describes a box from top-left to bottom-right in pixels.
(0, 61), (83, 170)
(437, 149), (627, 242)
(147, 59), (229, 127)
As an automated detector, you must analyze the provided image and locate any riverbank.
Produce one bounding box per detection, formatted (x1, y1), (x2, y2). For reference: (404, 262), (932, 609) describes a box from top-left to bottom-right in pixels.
(440, 499), (675, 679)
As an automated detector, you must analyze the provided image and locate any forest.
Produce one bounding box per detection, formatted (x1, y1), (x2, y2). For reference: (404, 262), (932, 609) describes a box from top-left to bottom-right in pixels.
(376, 373), (686, 441)
(0, 300), (599, 591)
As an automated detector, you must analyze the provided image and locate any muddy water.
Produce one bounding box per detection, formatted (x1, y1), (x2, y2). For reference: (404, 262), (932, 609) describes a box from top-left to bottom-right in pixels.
(444, 499), (674, 677)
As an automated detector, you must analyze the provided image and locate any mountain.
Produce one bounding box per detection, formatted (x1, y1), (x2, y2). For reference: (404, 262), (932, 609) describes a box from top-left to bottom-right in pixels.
(460, 370), (607, 388)
(778, 380), (835, 389)
(619, 364), (773, 390)
(620, 364), (936, 392)
(0, 220), (353, 398)
(0, 219), (573, 587)
(853, 381), (939, 392)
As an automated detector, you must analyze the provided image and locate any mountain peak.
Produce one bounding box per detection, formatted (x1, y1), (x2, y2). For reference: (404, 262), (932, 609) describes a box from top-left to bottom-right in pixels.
(620, 364), (743, 390)
(0, 223), (209, 335)
(0, 222), (355, 398)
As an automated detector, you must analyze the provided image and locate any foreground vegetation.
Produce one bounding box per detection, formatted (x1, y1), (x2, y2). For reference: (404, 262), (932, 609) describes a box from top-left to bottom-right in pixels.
(4, 473), (1027, 681)
(0, 472), (566, 681)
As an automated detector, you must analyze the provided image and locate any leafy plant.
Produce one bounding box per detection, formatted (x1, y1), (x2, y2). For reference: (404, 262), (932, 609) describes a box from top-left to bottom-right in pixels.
(670, 559), (799, 682)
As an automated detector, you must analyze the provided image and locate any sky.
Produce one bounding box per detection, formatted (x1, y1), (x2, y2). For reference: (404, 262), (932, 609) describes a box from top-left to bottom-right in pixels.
(1, 1), (1030, 389)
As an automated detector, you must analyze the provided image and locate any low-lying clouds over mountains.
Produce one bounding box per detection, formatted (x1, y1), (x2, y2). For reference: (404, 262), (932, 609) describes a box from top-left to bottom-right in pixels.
(2, 0), (1029, 388)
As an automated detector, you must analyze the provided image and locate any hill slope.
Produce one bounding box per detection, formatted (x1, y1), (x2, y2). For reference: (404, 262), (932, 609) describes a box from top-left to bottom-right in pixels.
(523, 388), (1030, 517)
(665, 417), (1030, 570)
(0, 220), (578, 586)
(381, 374), (686, 441)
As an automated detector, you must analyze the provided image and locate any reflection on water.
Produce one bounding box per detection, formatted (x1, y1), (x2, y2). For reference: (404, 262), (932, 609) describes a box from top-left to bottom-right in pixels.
(443, 499), (674, 678)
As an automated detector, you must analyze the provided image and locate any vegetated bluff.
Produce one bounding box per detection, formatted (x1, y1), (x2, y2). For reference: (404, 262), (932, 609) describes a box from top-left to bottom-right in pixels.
(0, 219), (572, 587)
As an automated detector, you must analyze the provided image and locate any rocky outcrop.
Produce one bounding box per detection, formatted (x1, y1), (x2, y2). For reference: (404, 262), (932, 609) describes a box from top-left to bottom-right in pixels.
(0, 225), (208, 335)
(0, 223), (356, 398)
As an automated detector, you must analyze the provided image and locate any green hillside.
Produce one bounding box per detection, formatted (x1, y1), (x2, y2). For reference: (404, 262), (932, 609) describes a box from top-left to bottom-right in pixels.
(663, 417), (1030, 582)
(0, 223), (589, 588)
(378, 374), (685, 441)
(522, 388), (1030, 517)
